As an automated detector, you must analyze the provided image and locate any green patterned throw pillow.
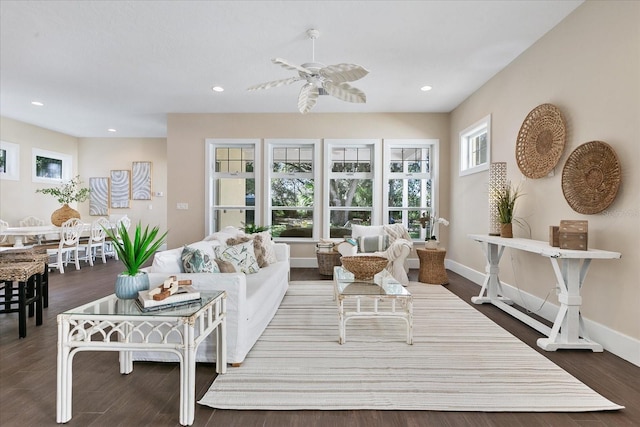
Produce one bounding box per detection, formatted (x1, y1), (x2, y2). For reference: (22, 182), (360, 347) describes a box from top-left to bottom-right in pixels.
(214, 240), (261, 274)
(181, 246), (220, 273)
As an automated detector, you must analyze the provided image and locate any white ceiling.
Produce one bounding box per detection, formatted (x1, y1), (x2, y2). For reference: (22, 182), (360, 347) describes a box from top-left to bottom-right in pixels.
(0, 0), (583, 138)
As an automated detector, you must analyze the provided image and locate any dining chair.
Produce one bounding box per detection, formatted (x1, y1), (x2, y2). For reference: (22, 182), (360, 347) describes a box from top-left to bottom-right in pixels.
(45, 218), (83, 274)
(0, 219), (12, 247)
(105, 215), (131, 261)
(80, 218), (110, 266)
(19, 216), (46, 243)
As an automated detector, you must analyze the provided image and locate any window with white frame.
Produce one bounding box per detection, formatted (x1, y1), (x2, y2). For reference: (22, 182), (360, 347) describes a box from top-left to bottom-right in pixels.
(383, 140), (438, 240)
(205, 140), (261, 235)
(459, 114), (491, 176)
(0, 140), (20, 181)
(324, 140), (379, 238)
(32, 148), (72, 183)
(267, 140), (320, 239)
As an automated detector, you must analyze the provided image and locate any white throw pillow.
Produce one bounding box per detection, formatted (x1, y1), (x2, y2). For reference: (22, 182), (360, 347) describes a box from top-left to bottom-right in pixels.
(351, 224), (385, 239)
(151, 247), (184, 273)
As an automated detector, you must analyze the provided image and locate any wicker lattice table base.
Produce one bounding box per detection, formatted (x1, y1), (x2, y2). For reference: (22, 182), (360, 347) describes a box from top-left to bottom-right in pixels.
(417, 248), (448, 285)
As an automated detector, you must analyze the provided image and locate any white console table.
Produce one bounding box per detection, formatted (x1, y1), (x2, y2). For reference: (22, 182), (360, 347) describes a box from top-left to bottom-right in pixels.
(468, 234), (621, 352)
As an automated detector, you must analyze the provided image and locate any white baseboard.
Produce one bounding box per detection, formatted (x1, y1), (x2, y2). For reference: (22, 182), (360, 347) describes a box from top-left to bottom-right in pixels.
(446, 259), (640, 367)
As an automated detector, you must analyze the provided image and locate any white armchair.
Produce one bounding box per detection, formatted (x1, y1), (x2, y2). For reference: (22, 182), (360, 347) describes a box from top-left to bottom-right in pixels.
(347, 224), (413, 284)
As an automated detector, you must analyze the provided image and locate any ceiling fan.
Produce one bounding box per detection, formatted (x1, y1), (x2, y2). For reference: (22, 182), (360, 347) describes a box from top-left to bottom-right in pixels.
(247, 29), (369, 114)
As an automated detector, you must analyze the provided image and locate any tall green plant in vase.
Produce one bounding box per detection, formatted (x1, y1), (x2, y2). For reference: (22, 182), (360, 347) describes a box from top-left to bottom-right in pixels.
(103, 222), (167, 299)
(494, 182), (523, 238)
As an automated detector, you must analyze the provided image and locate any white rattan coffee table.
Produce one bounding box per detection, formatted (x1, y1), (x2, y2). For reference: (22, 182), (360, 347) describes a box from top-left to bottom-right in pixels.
(56, 291), (226, 426)
(333, 266), (413, 345)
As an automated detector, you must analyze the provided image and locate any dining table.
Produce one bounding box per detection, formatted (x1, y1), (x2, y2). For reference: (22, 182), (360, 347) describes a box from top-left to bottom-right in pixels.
(0, 225), (62, 248)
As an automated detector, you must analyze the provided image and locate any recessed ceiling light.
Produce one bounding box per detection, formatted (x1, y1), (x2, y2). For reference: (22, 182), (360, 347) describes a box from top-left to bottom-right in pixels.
(31, 101), (44, 106)
(212, 86), (224, 92)
(107, 128), (117, 132)
(420, 85), (433, 92)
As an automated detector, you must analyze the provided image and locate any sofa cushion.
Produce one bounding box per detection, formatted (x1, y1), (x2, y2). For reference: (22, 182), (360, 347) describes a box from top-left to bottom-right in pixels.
(152, 246), (184, 273)
(226, 236), (268, 268)
(357, 235), (390, 253)
(215, 258), (236, 273)
(253, 231), (278, 265)
(182, 246), (220, 273)
(351, 224), (385, 239)
(215, 240), (261, 274)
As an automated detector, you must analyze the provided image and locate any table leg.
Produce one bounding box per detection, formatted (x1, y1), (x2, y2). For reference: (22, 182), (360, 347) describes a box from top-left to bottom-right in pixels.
(471, 242), (512, 305)
(181, 323), (196, 426)
(338, 298), (346, 344)
(217, 297), (227, 375)
(57, 316), (72, 423)
(537, 258), (602, 351)
(407, 298), (413, 345)
(119, 322), (133, 374)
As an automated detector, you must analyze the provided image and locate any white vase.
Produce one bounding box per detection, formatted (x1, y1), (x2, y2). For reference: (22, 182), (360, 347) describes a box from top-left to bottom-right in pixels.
(425, 240), (439, 250)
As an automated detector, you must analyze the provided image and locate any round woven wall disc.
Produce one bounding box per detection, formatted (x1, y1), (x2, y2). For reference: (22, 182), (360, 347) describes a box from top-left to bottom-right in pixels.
(561, 141), (621, 214)
(515, 103), (566, 178)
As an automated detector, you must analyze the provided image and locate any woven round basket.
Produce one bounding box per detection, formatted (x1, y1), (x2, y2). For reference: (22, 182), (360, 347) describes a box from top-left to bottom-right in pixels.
(515, 103), (566, 179)
(340, 256), (388, 280)
(561, 141), (621, 214)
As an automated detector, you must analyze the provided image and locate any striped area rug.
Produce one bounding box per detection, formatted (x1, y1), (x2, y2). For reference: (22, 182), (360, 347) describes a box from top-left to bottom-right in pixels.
(199, 281), (623, 411)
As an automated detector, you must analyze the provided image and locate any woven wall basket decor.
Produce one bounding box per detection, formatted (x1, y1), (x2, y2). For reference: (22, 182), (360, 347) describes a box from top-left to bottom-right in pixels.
(561, 141), (621, 214)
(515, 103), (566, 179)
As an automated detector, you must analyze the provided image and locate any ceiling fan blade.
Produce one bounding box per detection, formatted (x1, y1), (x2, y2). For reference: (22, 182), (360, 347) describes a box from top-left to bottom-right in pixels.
(322, 81), (366, 103)
(272, 58), (311, 75)
(298, 83), (319, 114)
(320, 64), (369, 83)
(247, 76), (302, 91)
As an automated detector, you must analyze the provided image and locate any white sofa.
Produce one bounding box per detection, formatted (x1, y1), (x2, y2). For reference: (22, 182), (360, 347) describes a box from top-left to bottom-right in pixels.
(134, 232), (290, 366)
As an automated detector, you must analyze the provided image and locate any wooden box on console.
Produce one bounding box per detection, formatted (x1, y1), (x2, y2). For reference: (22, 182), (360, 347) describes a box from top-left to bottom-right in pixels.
(559, 220), (588, 250)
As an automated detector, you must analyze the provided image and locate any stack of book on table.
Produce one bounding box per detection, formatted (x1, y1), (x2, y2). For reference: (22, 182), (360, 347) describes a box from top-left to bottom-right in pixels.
(136, 285), (201, 312)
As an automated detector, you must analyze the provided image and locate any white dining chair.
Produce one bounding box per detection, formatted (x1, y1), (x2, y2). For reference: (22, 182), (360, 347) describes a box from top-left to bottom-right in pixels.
(45, 218), (83, 274)
(105, 215), (131, 261)
(0, 219), (11, 246)
(19, 216), (46, 244)
(79, 218), (110, 266)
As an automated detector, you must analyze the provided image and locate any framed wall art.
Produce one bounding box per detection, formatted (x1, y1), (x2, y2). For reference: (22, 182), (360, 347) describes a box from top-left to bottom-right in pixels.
(89, 177), (110, 216)
(110, 170), (130, 209)
(132, 161), (152, 200)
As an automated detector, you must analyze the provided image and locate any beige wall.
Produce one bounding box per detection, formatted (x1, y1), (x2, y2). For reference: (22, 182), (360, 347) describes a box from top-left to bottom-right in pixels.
(166, 113), (451, 257)
(0, 117), (79, 225)
(77, 138), (168, 232)
(449, 1), (639, 344)
(0, 116), (167, 233)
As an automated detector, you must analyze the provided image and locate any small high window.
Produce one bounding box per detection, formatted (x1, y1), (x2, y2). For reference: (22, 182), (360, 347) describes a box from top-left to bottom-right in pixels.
(460, 115), (491, 176)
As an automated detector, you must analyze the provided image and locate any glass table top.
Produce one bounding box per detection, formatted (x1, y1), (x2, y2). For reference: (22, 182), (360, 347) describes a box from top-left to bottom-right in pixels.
(62, 290), (224, 317)
(334, 267), (410, 297)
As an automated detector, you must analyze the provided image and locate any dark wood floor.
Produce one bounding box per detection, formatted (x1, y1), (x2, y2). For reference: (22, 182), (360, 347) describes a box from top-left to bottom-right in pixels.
(1, 259), (638, 427)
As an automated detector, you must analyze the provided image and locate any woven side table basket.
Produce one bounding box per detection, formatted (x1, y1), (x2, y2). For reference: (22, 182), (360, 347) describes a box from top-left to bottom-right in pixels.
(316, 251), (342, 276)
(417, 248), (449, 285)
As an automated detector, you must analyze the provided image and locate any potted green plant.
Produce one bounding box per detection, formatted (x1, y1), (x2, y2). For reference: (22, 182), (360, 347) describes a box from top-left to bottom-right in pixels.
(36, 175), (91, 226)
(103, 222), (168, 299)
(241, 222), (270, 234)
(495, 182), (523, 238)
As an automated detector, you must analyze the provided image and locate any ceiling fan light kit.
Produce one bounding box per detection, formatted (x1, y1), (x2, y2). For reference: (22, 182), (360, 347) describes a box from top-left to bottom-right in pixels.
(247, 29), (369, 114)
